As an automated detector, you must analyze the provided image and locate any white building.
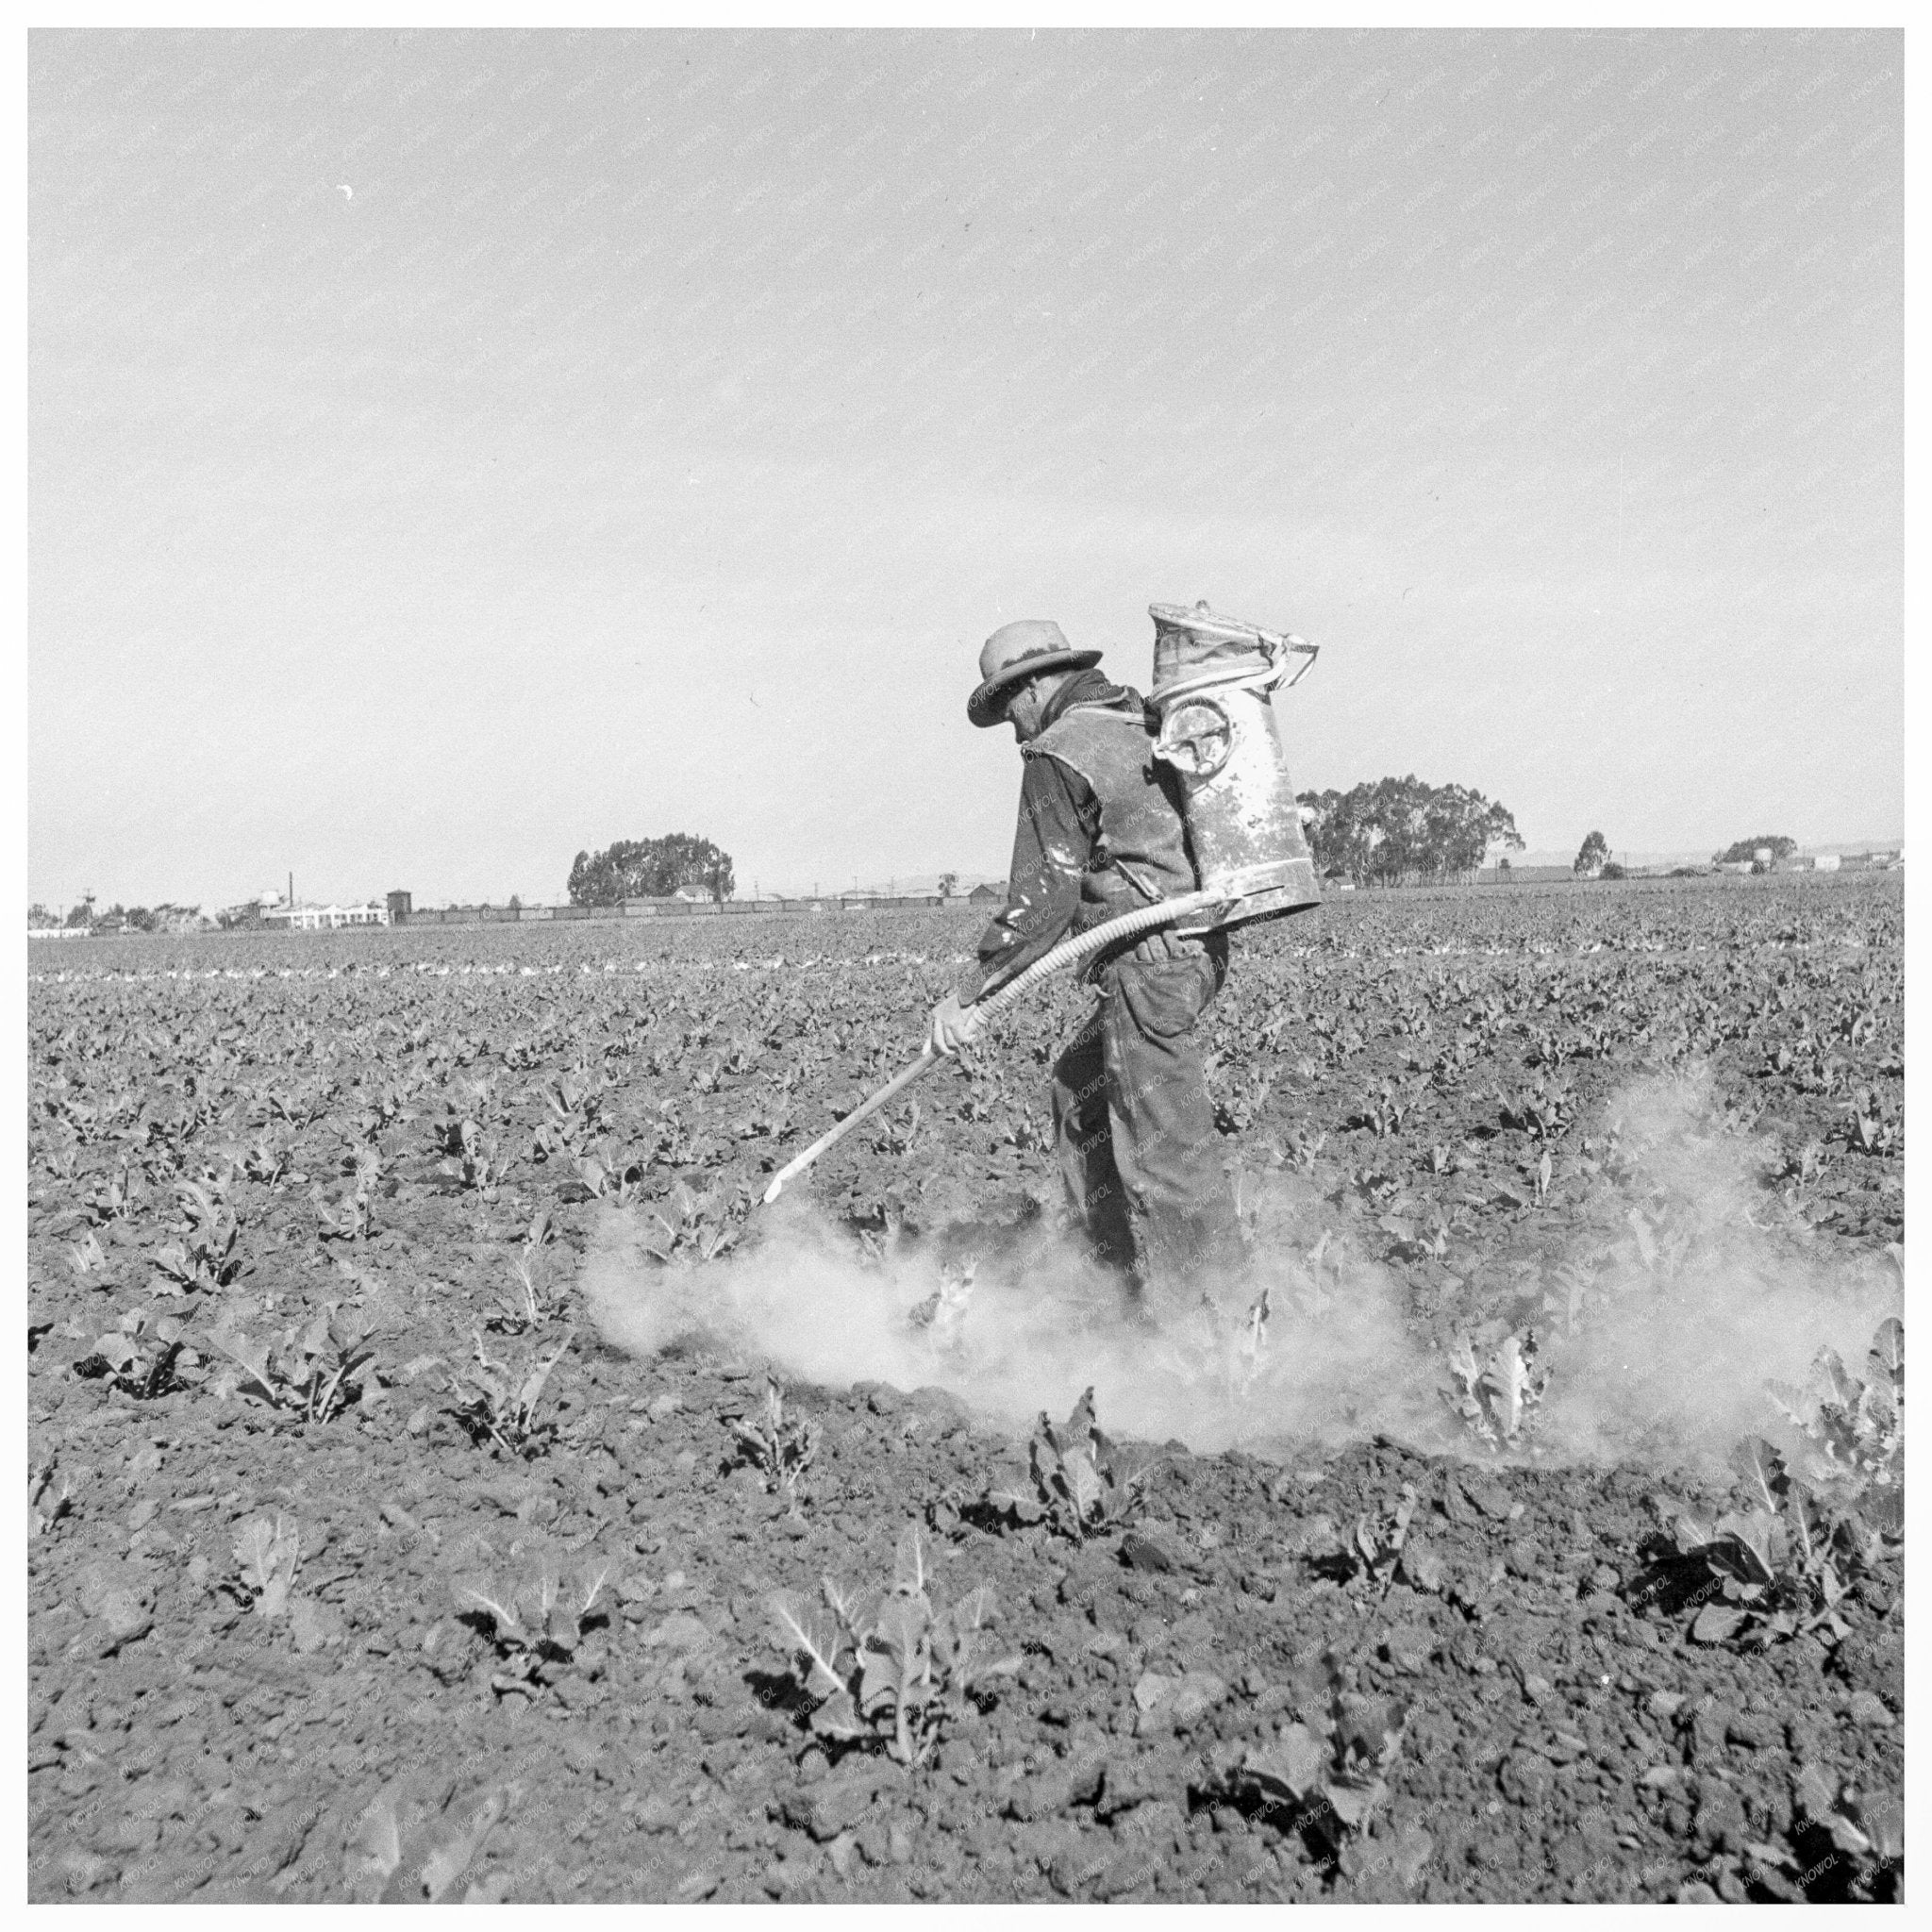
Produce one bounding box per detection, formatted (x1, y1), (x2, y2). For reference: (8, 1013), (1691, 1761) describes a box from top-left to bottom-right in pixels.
(262, 901), (390, 930)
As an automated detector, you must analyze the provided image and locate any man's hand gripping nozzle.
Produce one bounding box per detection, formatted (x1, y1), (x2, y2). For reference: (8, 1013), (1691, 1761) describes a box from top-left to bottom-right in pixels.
(757, 890), (1224, 1208)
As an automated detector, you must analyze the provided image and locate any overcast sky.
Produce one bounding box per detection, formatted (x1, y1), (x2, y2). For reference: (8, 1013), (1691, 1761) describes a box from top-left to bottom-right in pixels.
(30, 27), (1901, 911)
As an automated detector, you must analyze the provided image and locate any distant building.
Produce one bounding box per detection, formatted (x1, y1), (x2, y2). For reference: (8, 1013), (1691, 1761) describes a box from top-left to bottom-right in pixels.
(262, 901), (389, 930)
(968, 881), (1007, 904)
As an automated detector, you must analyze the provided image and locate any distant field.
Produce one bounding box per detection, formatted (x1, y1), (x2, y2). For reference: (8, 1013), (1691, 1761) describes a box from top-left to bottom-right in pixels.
(28, 869), (1901, 977)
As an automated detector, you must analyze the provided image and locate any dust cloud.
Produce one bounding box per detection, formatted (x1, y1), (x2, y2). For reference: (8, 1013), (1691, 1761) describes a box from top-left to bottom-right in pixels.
(581, 1068), (1900, 1473)
(1531, 1070), (1902, 1473)
(578, 1187), (1428, 1457)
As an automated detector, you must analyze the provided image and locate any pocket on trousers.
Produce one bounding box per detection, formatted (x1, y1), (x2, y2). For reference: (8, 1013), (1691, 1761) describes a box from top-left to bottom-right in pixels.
(1113, 957), (1215, 1042)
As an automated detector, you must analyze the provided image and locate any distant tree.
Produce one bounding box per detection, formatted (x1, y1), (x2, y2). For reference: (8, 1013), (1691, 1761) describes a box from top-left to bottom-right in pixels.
(65, 894), (95, 929)
(568, 834), (736, 906)
(1297, 777), (1524, 886)
(125, 907), (158, 932)
(1600, 862), (1627, 880)
(937, 872), (959, 899)
(508, 894), (522, 912)
(1714, 835), (1796, 866)
(28, 902), (55, 928)
(1573, 831), (1609, 878)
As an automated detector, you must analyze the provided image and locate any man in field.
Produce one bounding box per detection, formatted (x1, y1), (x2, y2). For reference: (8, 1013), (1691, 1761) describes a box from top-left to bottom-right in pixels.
(928, 619), (1241, 1322)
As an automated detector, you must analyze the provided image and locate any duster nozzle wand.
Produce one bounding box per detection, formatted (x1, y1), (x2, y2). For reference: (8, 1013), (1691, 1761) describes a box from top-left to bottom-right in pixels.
(759, 890), (1223, 1205)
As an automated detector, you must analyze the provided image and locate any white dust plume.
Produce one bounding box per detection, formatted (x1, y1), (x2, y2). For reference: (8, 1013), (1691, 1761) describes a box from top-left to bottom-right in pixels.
(1529, 1069), (1901, 1473)
(578, 1186), (1427, 1457)
(580, 1067), (1901, 1471)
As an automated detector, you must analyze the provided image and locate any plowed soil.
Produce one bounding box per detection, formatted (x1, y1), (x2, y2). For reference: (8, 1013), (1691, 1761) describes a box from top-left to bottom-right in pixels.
(27, 874), (1903, 1902)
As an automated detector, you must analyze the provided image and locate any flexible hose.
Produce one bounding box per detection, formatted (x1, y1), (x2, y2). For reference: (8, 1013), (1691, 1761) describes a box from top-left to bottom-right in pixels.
(968, 888), (1222, 1017)
(759, 887), (1225, 1203)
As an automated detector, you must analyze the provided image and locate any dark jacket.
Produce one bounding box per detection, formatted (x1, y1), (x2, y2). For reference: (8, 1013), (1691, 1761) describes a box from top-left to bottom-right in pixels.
(960, 668), (1200, 1002)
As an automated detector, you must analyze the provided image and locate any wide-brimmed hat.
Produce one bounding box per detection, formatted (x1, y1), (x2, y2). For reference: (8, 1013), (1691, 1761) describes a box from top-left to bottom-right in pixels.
(967, 619), (1102, 727)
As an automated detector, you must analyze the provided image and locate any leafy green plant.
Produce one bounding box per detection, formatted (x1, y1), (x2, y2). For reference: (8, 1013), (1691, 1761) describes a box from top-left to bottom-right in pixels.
(313, 1145), (383, 1241)
(908, 1262), (974, 1352)
(1213, 1061), (1274, 1135)
(438, 1119), (512, 1199)
(348, 1077), (418, 1143)
(1540, 1259), (1597, 1339)
(769, 1524), (1020, 1767)
(207, 1301), (378, 1422)
(83, 1159), (141, 1224)
(1350, 1075), (1424, 1139)
(726, 1372), (821, 1511)
(644, 1095), (724, 1172)
(540, 1064), (604, 1141)
(640, 1176), (741, 1263)
(40, 1125), (83, 1182)
(1767, 1318), (1903, 1514)
(444, 1327), (574, 1456)
(869, 1097), (923, 1158)
(239, 1132), (303, 1189)
(450, 1550), (617, 1696)
(152, 1178), (242, 1293)
(1652, 1436), (1891, 1648)
(569, 1138), (648, 1206)
(1838, 1087), (1900, 1156)
(1441, 1329), (1546, 1452)
(229, 1511), (303, 1620)
(1215, 1653), (1407, 1845)
(981, 1388), (1156, 1541)
(728, 1090), (795, 1142)
(64, 1226), (108, 1282)
(1495, 1077), (1574, 1142)
(75, 1309), (192, 1399)
(1347, 1483), (1420, 1593)
(1378, 1205), (1455, 1263)
(264, 1073), (336, 1131)
(345, 1773), (516, 1904)
(486, 1216), (561, 1333)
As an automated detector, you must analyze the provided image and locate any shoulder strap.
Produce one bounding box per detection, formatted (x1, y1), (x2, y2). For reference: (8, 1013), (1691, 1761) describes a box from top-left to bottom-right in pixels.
(1023, 702), (1147, 784)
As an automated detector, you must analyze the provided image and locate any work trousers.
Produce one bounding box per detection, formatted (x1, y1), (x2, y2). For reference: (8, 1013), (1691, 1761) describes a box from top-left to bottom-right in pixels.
(1050, 935), (1241, 1319)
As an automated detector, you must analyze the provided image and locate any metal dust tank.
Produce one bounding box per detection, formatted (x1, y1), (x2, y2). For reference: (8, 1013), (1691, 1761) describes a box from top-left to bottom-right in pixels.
(1146, 600), (1323, 934)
